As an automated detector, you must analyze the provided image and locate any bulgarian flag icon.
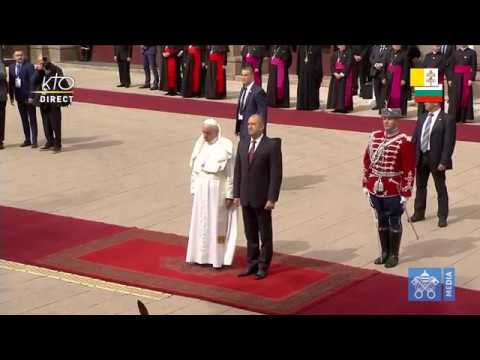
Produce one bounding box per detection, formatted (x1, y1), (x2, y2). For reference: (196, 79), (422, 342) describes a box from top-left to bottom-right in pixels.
(414, 85), (444, 102)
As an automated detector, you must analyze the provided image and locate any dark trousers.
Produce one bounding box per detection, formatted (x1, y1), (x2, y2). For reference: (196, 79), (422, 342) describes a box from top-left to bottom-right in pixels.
(17, 100), (37, 144)
(369, 194), (404, 231)
(143, 53), (159, 86)
(242, 205), (273, 271)
(0, 100), (5, 143)
(117, 60), (131, 86)
(40, 106), (62, 147)
(414, 152), (449, 220)
(373, 77), (384, 109)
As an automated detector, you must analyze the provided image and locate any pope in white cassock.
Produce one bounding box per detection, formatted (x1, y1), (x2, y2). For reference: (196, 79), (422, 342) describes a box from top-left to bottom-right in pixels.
(186, 118), (238, 269)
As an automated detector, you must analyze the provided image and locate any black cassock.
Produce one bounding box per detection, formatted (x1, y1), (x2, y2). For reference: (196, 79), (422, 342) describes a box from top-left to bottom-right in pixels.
(381, 48), (410, 115)
(205, 45), (229, 99)
(181, 45), (206, 98)
(266, 45), (292, 108)
(159, 45), (182, 94)
(417, 51), (447, 115)
(351, 45), (372, 96)
(447, 47), (477, 122)
(296, 45), (323, 110)
(326, 49), (354, 113)
(241, 45), (268, 87)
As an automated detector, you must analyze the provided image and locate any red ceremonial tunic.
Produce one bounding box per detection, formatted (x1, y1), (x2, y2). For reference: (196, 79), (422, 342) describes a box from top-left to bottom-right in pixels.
(363, 129), (415, 198)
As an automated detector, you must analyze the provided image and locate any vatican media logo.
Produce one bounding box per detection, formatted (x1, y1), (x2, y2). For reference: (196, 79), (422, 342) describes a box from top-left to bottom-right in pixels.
(408, 268), (455, 302)
(33, 73), (75, 105)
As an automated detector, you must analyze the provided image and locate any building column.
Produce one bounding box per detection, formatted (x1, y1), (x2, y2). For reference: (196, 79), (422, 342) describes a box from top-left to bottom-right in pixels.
(226, 45), (242, 79)
(31, 45), (79, 62)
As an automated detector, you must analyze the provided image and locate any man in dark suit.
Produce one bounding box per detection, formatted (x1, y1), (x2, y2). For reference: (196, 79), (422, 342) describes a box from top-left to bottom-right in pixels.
(235, 64), (267, 141)
(114, 45), (133, 88)
(8, 50), (37, 147)
(0, 59), (7, 149)
(369, 45), (389, 110)
(140, 45), (159, 90)
(32, 56), (68, 153)
(233, 114), (283, 280)
(410, 102), (456, 227)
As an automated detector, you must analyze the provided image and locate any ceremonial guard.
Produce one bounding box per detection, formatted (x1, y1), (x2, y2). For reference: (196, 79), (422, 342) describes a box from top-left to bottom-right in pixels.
(362, 108), (416, 268)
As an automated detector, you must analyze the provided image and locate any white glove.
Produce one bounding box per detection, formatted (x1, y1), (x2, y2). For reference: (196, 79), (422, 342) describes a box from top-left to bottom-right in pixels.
(363, 188), (369, 195)
(400, 196), (408, 204)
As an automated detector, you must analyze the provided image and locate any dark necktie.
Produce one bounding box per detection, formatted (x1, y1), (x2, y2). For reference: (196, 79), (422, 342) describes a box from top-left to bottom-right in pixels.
(240, 86), (247, 111)
(248, 140), (256, 163)
(421, 113), (434, 153)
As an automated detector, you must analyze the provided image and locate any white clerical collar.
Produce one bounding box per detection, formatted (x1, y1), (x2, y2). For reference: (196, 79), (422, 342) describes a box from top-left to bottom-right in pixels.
(251, 133), (264, 144)
(430, 108), (441, 117)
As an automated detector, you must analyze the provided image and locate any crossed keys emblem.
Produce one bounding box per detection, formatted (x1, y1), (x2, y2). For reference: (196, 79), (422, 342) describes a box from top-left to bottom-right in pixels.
(425, 69), (437, 87)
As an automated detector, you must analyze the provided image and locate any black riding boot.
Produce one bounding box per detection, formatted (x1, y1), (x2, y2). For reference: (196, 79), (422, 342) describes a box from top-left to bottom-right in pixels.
(374, 227), (390, 265)
(385, 229), (402, 268)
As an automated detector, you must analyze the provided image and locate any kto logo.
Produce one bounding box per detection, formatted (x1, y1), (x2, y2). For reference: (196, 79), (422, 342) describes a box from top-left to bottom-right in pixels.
(408, 268), (455, 302)
(33, 73), (75, 105)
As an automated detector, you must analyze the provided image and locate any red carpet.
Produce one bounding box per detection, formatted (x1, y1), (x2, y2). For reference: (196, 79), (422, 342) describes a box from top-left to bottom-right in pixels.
(3, 205), (480, 314)
(74, 87), (480, 143)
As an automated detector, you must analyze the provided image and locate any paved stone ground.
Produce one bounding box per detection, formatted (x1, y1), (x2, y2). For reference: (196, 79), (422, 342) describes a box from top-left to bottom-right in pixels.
(1, 64), (480, 315)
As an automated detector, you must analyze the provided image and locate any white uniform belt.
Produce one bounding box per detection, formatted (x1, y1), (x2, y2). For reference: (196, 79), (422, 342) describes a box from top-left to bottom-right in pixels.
(372, 170), (402, 177)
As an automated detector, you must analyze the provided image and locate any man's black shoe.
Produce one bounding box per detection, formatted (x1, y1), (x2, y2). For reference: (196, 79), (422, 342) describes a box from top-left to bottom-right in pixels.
(255, 269), (268, 280)
(116, 84), (125, 87)
(438, 218), (448, 228)
(20, 141), (31, 147)
(40, 143), (53, 150)
(410, 214), (425, 222)
(238, 267), (258, 277)
(371, 106), (379, 110)
(150, 85), (159, 90)
(139, 84), (150, 89)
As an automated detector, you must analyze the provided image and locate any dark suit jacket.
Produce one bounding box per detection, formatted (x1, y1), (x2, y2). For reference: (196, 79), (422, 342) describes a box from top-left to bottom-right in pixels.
(369, 45), (389, 78)
(233, 136), (283, 208)
(235, 83), (267, 139)
(142, 45), (157, 55)
(8, 61), (35, 102)
(412, 110), (456, 170)
(114, 45), (133, 60)
(0, 64), (7, 102)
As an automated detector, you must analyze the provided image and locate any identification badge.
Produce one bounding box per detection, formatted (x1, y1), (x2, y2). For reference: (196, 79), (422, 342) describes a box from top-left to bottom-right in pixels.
(15, 77), (22, 88)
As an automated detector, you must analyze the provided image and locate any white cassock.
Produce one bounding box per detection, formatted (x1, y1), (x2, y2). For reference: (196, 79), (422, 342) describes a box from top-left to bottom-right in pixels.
(186, 135), (238, 268)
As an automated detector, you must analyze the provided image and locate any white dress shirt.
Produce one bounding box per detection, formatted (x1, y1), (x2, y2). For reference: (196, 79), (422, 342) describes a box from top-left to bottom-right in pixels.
(421, 108), (441, 151)
(241, 81), (255, 109)
(248, 133), (264, 153)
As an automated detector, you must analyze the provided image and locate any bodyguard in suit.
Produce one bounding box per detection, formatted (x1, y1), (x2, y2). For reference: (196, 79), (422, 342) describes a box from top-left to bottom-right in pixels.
(113, 45), (133, 88)
(140, 45), (159, 90)
(233, 114), (283, 280)
(8, 50), (38, 147)
(369, 45), (389, 110)
(0, 61), (7, 149)
(235, 64), (267, 141)
(411, 102), (456, 227)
